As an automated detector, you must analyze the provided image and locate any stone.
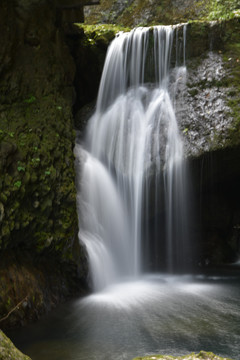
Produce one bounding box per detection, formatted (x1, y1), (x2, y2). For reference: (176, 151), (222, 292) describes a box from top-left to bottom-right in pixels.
(0, 0), (88, 330)
(132, 351), (233, 360)
(0, 329), (31, 360)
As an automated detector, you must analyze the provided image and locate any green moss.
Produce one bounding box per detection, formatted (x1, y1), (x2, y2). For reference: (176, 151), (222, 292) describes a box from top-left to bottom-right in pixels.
(84, 0), (240, 26)
(132, 351), (233, 360)
(1, 224), (10, 238)
(207, 0), (240, 21)
(188, 88), (199, 96)
(24, 95), (36, 104)
(35, 232), (53, 251)
(13, 181), (22, 189)
(74, 24), (129, 46)
(0, 330), (32, 360)
(0, 93), (77, 256)
(222, 40), (240, 146)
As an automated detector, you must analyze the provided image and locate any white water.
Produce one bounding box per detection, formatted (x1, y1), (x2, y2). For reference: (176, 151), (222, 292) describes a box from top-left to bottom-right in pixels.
(13, 274), (240, 360)
(75, 25), (189, 291)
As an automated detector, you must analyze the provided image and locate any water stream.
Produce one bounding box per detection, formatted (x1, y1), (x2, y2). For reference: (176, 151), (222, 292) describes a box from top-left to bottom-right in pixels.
(75, 25), (189, 291)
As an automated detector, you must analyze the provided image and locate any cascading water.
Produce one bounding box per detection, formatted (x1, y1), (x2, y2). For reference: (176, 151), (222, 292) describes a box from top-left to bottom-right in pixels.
(75, 25), (189, 291)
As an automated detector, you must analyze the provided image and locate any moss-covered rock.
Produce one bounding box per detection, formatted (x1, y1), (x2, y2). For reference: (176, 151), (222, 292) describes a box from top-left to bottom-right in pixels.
(74, 23), (129, 42)
(132, 351), (233, 360)
(0, 330), (31, 360)
(84, 0), (240, 27)
(0, 96), (77, 254)
(0, 0), (88, 329)
(168, 17), (240, 157)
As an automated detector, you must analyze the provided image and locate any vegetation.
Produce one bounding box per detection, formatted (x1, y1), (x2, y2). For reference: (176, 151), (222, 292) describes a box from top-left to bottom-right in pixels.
(74, 23), (130, 46)
(132, 351), (233, 360)
(0, 95), (76, 257)
(0, 0), (89, 332)
(84, 0), (240, 26)
(207, 0), (240, 20)
(0, 330), (31, 360)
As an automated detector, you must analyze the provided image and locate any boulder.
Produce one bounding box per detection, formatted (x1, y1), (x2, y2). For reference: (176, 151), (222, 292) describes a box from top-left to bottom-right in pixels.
(0, 330), (31, 360)
(133, 350), (233, 360)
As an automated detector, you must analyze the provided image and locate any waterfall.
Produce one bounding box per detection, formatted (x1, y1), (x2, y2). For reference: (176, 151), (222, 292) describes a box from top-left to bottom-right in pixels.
(75, 25), (189, 291)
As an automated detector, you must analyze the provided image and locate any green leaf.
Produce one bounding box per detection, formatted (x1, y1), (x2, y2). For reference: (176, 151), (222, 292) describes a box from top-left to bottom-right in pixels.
(14, 181), (22, 188)
(17, 166), (25, 172)
(24, 95), (36, 104)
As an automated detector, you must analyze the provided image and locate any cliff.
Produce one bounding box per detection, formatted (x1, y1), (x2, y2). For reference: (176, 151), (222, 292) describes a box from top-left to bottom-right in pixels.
(84, 0), (240, 27)
(0, 0), (88, 330)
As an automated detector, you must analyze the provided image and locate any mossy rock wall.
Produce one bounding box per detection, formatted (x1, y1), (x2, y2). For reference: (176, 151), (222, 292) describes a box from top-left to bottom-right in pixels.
(175, 18), (240, 265)
(0, 329), (31, 360)
(84, 0), (240, 27)
(0, 0), (88, 329)
(133, 350), (233, 360)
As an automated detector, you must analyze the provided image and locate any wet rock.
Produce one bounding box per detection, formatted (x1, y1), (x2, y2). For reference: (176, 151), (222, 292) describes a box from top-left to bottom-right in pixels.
(75, 101), (95, 132)
(84, 0), (239, 26)
(175, 51), (236, 157)
(0, 250), (88, 330)
(132, 351), (233, 359)
(0, 0), (88, 329)
(0, 203), (4, 223)
(0, 329), (31, 360)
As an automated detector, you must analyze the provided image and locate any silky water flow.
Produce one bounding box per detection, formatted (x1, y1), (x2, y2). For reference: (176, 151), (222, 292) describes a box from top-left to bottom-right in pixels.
(75, 25), (189, 291)
(11, 25), (240, 360)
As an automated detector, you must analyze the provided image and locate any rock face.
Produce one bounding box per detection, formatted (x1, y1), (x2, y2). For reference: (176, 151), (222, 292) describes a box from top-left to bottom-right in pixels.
(84, 0), (240, 26)
(132, 350), (233, 360)
(0, 0), (88, 329)
(176, 19), (240, 157)
(178, 19), (240, 265)
(0, 330), (31, 360)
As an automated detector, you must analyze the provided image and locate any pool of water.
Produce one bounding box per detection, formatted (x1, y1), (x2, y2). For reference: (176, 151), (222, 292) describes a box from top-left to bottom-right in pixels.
(9, 271), (240, 360)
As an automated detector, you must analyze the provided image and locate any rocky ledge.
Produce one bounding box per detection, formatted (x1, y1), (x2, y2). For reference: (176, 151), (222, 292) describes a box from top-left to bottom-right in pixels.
(0, 330), (31, 360)
(133, 351), (233, 360)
